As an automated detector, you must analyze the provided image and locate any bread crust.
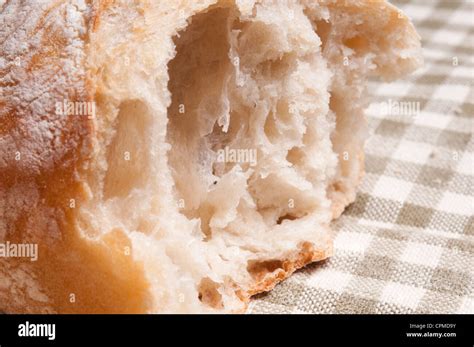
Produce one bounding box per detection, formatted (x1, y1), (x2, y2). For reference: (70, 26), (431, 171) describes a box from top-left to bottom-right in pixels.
(244, 240), (333, 298)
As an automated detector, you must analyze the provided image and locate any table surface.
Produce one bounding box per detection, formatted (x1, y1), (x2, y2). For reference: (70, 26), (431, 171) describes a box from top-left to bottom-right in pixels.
(249, 0), (473, 314)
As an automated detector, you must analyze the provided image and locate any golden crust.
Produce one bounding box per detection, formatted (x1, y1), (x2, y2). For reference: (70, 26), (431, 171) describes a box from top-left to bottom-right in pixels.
(0, 0), (151, 314)
(243, 241), (333, 300)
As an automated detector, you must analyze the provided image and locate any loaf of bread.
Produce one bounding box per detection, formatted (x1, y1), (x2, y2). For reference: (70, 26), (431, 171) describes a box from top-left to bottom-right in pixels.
(0, 0), (422, 313)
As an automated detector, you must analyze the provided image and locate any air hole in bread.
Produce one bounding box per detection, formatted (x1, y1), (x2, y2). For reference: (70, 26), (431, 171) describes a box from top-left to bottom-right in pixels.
(286, 147), (304, 167)
(263, 99), (297, 145)
(103, 100), (152, 199)
(311, 19), (331, 51)
(276, 214), (297, 225)
(247, 259), (285, 281)
(166, 6), (236, 226)
(344, 35), (370, 52)
(198, 278), (223, 309)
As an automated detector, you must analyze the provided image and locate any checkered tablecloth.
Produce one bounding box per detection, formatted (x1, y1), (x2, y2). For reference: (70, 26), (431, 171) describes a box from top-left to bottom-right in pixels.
(249, 0), (473, 314)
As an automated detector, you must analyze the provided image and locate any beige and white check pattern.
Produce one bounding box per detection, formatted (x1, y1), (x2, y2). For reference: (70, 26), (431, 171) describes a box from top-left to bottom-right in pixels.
(249, 0), (474, 314)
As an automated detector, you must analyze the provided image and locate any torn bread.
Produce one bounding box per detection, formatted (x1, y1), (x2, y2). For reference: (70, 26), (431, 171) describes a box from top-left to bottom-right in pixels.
(0, 0), (422, 313)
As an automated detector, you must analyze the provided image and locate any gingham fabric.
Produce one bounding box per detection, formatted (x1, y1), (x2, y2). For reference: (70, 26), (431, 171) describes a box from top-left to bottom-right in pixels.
(249, 0), (474, 314)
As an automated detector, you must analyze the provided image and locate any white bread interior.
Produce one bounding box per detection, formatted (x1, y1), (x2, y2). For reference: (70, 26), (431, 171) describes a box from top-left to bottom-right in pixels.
(0, 0), (422, 313)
